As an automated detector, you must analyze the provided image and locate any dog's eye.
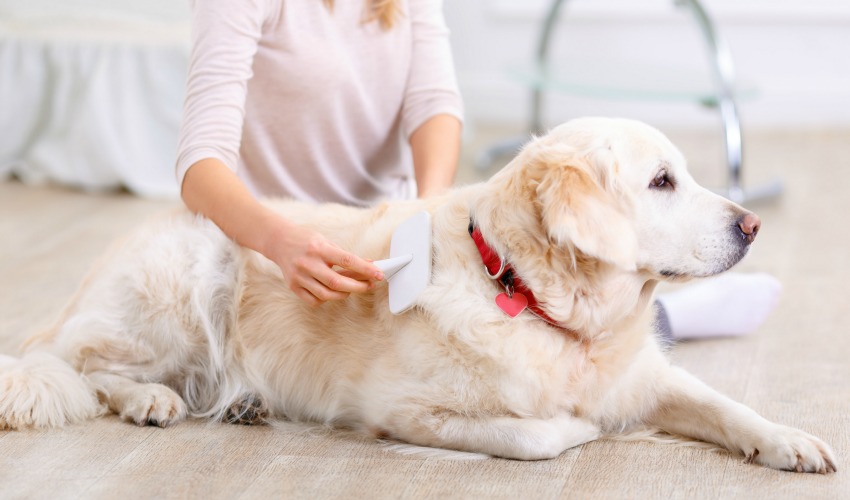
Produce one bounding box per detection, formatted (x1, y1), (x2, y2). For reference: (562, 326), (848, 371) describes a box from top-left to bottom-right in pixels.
(650, 171), (673, 190)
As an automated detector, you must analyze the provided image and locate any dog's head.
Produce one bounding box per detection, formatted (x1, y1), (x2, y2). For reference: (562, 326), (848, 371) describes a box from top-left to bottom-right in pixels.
(480, 117), (759, 280)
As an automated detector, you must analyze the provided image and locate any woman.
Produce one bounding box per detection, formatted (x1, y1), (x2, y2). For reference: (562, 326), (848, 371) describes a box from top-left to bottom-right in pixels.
(176, 0), (779, 339)
(177, 0), (460, 306)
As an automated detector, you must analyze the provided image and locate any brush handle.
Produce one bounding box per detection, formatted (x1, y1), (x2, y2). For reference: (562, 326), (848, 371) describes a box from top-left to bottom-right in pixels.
(373, 254), (413, 280)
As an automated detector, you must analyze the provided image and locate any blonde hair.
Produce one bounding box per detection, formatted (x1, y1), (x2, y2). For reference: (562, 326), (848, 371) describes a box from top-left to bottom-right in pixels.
(323, 0), (401, 30)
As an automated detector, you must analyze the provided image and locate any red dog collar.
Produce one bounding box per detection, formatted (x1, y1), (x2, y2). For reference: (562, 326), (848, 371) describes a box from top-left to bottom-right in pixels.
(468, 220), (566, 329)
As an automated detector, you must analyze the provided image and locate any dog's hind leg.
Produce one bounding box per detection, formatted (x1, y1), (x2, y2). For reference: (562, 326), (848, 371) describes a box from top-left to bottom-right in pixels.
(646, 366), (837, 473)
(0, 352), (104, 429)
(223, 393), (268, 425)
(88, 372), (187, 428)
(397, 412), (600, 460)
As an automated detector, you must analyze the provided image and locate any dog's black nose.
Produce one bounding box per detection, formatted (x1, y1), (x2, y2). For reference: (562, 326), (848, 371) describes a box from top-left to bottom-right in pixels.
(737, 213), (761, 244)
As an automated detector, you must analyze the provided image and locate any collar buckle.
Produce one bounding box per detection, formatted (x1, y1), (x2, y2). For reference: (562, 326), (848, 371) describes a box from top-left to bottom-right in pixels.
(484, 257), (506, 280)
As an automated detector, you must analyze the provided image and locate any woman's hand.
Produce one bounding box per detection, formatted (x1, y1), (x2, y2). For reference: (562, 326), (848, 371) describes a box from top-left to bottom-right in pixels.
(263, 220), (385, 306)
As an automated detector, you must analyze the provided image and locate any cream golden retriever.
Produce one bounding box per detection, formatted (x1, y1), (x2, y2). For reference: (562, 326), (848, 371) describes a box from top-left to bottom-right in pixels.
(0, 118), (836, 473)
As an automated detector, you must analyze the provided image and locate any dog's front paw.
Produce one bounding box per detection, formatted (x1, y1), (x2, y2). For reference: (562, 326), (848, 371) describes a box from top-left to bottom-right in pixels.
(745, 424), (837, 474)
(119, 383), (188, 428)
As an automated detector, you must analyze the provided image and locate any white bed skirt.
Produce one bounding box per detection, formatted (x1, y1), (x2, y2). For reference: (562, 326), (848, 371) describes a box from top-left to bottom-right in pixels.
(0, 8), (190, 199)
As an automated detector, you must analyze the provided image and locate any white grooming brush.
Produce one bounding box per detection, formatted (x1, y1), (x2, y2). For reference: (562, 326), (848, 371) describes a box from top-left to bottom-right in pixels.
(372, 211), (432, 314)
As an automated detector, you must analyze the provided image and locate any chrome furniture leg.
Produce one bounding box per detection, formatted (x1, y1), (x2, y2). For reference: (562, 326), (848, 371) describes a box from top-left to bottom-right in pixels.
(677, 0), (782, 204)
(475, 0), (568, 169)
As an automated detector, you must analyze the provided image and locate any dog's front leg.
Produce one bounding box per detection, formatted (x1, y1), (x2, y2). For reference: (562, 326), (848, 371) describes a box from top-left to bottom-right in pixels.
(89, 372), (188, 428)
(401, 412), (600, 460)
(646, 366), (837, 473)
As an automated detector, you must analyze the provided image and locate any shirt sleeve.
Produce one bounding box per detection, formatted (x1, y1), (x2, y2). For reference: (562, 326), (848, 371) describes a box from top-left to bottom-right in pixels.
(174, 0), (270, 187)
(400, 0), (465, 139)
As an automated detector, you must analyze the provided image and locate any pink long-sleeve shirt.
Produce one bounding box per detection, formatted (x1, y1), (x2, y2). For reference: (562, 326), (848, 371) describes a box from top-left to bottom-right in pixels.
(175, 0), (463, 206)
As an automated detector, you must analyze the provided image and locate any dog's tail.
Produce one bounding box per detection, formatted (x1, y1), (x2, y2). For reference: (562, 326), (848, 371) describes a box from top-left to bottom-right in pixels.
(0, 351), (104, 430)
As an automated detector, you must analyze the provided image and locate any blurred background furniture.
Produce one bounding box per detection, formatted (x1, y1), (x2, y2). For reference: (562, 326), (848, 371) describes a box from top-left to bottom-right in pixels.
(0, 0), (189, 198)
(476, 0), (783, 204)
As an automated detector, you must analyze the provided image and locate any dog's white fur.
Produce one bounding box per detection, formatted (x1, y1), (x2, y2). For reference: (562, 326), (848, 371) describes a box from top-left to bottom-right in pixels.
(0, 118), (836, 473)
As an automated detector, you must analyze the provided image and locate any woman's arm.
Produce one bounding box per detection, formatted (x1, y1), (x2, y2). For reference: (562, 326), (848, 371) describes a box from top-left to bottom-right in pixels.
(409, 113), (461, 198)
(403, 0), (464, 198)
(181, 159), (383, 306)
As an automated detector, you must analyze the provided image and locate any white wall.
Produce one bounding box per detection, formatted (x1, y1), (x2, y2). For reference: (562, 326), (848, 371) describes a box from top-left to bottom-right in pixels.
(444, 0), (850, 130)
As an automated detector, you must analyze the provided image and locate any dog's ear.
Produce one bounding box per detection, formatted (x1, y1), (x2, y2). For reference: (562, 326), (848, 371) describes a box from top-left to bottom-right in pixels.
(535, 150), (638, 270)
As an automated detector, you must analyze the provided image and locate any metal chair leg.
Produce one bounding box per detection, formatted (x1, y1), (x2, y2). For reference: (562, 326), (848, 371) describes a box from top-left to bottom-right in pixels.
(678, 0), (782, 204)
(476, 0), (568, 170)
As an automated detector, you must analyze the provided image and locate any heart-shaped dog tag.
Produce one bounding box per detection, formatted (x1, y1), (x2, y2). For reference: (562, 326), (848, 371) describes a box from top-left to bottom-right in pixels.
(495, 292), (528, 318)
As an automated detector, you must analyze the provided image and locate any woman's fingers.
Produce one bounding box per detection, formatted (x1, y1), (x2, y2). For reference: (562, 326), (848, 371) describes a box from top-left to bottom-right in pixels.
(293, 287), (323, 307)
(274, 226), (383, 305)
(289, 269), (350, 305)
(301, 278), (351, 303)
(324, 245), (384, 282)
(309, 259), (374, 295)
(286, 250), (380, 305)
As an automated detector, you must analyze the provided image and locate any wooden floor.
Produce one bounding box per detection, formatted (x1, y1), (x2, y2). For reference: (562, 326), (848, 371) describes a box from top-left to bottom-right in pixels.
(1, 128), (848, 499)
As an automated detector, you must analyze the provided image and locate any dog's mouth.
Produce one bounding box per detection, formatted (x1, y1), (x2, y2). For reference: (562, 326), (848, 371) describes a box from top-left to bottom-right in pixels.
(659, 269), (688, 280)
(658, 241), (751, 281)
(707, 243), (752, 276)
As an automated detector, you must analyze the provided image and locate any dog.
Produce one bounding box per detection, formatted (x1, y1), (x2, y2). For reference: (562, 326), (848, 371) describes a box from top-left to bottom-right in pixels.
(0, 117), (836, 473)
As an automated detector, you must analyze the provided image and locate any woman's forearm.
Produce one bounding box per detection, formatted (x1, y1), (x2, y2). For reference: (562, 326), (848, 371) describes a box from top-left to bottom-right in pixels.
(180, 158), (290, 258)
(409, 114), (462, 198)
